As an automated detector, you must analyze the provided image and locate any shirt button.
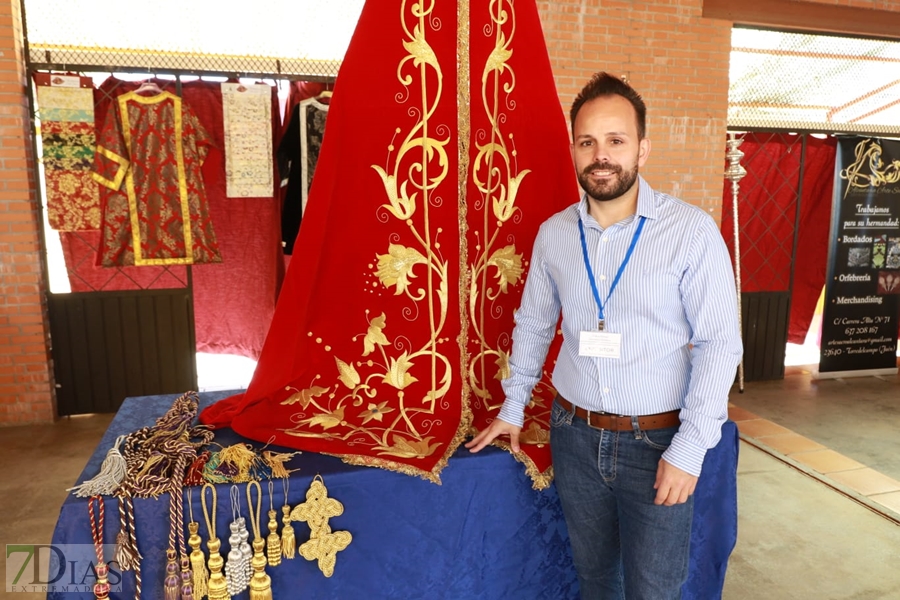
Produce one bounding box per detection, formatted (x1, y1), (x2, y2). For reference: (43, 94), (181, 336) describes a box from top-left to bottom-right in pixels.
(602, 237), (609, 243)
(599, 274), (607, 281)
(603, 387), (610, 393)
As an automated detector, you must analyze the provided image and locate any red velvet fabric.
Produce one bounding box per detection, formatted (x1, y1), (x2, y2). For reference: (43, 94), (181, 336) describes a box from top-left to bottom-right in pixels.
(182, 80), (284, 360)
(60, 77), (283, 360)
(720, 133), (836, 344)
(200, 0), (576, 485)
(464, 0), (578, 484)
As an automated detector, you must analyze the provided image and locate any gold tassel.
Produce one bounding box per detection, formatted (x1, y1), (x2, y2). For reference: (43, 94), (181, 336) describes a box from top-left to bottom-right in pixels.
(218, 443), (260, 483)
(201, 484), (229, 600)
(246, 481), (273, 600)
(205, 538), (229, 600)
(164, 549), (180, 600)
(265, 481), (281, 567)
(262, 450), (299, 479)
(187, 522), (208, 599)
(266, 508), (281, 567)
(281, 505), (296, 559)
(248, 539), (273, 600)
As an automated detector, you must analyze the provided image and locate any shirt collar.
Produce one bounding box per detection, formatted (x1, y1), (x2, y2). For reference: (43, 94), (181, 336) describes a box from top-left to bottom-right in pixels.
(577, 174), (659, 225)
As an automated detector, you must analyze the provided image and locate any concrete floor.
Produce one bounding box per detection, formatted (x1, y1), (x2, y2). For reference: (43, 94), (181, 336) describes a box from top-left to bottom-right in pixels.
(1, 366), (898, 599)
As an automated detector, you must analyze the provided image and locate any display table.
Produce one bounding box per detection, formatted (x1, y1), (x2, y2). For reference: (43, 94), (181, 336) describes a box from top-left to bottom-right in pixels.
(50, 391), (738, 599)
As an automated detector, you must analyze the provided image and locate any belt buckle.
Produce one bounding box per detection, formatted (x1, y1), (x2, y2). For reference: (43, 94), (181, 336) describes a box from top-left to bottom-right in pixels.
(584, 409), (602, 431)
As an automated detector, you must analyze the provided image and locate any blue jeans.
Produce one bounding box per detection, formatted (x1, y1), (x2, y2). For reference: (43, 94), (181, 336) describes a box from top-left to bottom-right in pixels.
(550, 398), (693, 600)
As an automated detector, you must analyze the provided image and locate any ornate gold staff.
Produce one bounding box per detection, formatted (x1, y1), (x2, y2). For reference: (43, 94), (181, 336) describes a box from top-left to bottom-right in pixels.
(725, 132), (747, 392)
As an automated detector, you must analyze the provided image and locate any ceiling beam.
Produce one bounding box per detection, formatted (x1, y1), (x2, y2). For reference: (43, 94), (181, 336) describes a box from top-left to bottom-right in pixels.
(703, 0), (900, 40)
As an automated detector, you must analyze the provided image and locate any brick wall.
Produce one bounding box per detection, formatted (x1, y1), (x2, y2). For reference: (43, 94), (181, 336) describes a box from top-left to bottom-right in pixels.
(537, 0), (733, 221)
(0, 0), (55, 424)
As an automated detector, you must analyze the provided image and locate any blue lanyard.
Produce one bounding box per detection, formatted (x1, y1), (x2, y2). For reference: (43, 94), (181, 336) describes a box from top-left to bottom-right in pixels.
(578, 215), (646, 330)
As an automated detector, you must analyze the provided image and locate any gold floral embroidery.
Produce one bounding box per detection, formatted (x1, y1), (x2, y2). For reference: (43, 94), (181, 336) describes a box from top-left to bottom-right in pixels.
(467, 0), (529, 410)
(280, 0), (455, 480)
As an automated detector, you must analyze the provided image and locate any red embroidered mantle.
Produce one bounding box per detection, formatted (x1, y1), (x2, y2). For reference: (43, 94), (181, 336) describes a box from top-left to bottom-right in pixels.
(201, 0), (577, 486)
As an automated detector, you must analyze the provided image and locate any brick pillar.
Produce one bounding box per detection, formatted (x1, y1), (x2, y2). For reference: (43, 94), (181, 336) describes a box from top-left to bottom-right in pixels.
(0, 0), (56, 424)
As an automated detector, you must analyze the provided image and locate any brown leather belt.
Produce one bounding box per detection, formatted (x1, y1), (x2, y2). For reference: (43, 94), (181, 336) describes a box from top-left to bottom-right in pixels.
(557, 395), (680, 432)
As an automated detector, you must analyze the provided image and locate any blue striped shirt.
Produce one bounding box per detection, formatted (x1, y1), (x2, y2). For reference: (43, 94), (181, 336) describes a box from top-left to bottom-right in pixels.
(498, 176), (743, 476)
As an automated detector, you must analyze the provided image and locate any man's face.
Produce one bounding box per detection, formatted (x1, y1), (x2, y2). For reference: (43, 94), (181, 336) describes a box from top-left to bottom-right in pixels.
(572, 95), (650, 202)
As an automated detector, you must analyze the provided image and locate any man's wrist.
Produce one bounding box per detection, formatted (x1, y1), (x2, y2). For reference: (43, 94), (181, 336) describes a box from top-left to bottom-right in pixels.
(497, 401), (526, 428)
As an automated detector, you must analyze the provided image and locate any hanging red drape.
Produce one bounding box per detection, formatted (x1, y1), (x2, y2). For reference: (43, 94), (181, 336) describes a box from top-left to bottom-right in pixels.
(720, 133), (836, 345)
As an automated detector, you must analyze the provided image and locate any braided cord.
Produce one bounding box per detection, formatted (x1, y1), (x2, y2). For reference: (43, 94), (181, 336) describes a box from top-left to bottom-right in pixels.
(246, 481), (263, 539)
(89, 495), (105, 562)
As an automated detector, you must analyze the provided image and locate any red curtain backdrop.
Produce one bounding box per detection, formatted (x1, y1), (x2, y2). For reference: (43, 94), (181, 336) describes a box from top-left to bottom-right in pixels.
(60, 77), (283, 360)
(720, 133), (836, 344)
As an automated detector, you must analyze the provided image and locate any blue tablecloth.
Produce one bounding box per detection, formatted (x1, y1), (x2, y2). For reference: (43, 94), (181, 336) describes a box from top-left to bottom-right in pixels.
(50, 391), (738, 599)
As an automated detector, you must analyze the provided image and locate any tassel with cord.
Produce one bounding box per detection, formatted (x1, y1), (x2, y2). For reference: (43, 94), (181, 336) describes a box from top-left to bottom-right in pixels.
(187, 522), (208, 598)
(280, 477), (296, 559)
(265, 481), (281, 567)
(164, 549), (180, 600)
(281, 505), (296, 559)
(246, 481), (273, 600)
(186, 490), (208, 599)
(201, 484), (229, 600)
(68, 435), (127, 497)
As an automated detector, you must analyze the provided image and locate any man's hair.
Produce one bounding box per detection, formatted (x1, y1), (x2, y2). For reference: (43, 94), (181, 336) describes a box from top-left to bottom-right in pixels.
(570, 72), (647, 140)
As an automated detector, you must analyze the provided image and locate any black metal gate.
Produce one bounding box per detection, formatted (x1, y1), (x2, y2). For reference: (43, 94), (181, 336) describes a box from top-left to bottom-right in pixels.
(48, 289), (197, 415)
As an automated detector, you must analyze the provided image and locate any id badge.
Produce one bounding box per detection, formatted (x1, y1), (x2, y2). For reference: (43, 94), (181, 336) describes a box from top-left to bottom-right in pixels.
(579, 330), (622, 359)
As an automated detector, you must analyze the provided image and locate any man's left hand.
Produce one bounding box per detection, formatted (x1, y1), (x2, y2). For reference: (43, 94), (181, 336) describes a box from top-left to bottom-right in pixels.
(653, 458), (698, 506)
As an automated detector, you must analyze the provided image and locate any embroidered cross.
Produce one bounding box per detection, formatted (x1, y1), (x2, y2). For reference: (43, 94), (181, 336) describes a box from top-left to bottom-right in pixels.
(290, 475), (352, 576)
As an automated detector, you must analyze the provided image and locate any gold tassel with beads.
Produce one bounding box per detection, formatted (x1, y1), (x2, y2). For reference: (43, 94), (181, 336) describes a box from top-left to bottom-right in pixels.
(265, 481), (281, 566)
(246, 480), (273, 600)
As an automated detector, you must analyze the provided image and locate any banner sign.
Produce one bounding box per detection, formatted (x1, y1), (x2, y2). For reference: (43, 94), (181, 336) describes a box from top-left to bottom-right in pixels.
(819, 136), (900, 375)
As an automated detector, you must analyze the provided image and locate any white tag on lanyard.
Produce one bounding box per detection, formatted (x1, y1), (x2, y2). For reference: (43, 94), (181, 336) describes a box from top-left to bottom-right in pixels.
(579, 330), (622, 359)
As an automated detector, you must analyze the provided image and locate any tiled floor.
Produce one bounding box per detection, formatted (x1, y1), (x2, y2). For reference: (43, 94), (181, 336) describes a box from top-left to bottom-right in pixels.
(2, 363), (899, 599)
(728, 364), (900, 523)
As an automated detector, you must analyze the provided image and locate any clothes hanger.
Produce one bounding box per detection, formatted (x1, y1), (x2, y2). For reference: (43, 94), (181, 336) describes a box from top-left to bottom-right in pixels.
(135, 79), (163, 95)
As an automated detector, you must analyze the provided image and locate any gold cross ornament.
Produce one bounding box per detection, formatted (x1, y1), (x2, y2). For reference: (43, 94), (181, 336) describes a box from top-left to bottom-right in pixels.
(290, 475), (352, 576)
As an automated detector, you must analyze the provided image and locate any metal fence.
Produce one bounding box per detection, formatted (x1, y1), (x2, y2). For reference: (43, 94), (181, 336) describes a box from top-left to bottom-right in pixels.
(21, 0), (364, 79)
(729, 27), (900, 135)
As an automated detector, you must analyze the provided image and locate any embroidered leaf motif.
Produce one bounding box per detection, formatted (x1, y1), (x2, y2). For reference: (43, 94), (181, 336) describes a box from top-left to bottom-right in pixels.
(361, 401), (394, 425)
(281, 385), (329, 409)
(403, 24), (439, 70)
(494, 350), (511, 381)
(376, 435), (441, 458)
(527, 393), (547, 410)
(335, 357), (360, 389)
(484, 31), (512, 76)
(518, 421), (550, 445)
(362, 313), (390, 356)
(487, 245), (524, 293)
(300, 407), (345, 430)
(376, 244), (427, 295)
(372, 166), (415, 220)
(383, 352), (418, 390)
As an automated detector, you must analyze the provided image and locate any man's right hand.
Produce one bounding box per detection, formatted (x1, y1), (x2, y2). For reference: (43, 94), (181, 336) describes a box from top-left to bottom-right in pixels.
(465, 418), (522, 453)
